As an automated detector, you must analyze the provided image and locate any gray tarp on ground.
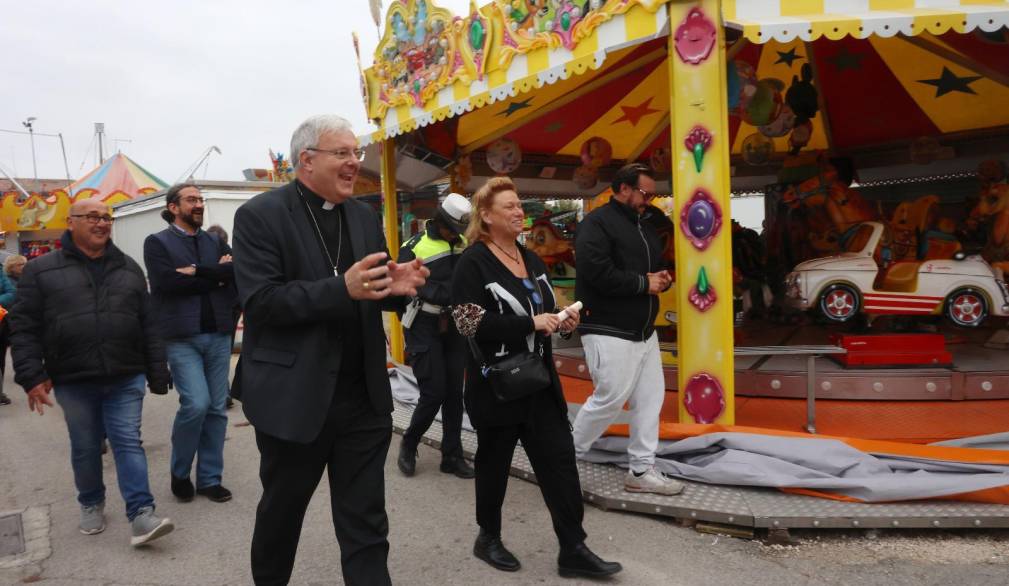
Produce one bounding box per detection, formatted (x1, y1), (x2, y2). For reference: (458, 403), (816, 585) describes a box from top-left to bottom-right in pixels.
(393, 365), (1009, 502)
(583, 433), (1009, 502)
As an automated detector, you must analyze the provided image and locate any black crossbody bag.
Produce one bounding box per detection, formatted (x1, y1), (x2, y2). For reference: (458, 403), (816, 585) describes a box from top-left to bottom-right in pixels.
(466, 275), (552, 402)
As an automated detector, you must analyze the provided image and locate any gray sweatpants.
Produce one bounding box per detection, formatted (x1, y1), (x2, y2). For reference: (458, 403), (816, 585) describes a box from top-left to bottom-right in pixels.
(571, 332), (664, 473)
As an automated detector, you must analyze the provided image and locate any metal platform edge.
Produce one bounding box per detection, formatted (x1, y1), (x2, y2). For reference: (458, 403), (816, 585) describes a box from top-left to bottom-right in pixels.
(392, 401), (1009, 531)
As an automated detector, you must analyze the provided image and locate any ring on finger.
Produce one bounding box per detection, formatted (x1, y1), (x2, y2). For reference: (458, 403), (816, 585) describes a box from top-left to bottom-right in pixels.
(363, 281), (371, 290)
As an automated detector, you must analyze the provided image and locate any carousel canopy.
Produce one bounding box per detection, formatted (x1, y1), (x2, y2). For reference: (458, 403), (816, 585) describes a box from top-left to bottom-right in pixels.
(361, 0), (1009, 147)
(69, 153), (167, 201)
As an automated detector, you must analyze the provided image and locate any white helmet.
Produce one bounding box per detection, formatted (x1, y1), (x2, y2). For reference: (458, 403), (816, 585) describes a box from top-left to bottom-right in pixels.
(437, 192), (472, 234)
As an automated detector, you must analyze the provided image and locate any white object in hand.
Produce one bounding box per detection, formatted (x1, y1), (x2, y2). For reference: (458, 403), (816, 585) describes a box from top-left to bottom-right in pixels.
(556, 301), (583, 320)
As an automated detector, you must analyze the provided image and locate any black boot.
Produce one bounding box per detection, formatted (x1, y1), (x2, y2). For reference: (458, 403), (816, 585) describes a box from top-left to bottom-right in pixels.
(171, 474), (195, 502)
(558, 543), (622, 579)
(397, 439), (417, 477)
(473, 529), (520, 572)
(440, 456), (475, 479)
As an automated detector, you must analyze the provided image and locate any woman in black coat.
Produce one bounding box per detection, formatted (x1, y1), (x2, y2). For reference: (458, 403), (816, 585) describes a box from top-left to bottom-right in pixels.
(451, 177), (621, 579)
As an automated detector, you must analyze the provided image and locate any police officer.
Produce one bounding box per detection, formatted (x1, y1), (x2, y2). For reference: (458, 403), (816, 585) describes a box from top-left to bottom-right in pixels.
(397, 193), (474, 479)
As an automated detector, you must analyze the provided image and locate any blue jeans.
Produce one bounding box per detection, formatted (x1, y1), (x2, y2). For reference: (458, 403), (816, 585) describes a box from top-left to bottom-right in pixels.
(166, 332), (231, 488)
(54, 374), (154, 521)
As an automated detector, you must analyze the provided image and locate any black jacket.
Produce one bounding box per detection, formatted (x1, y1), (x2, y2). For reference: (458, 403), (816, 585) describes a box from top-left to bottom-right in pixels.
(10, 232), (169, 392)
(397, 222), (464, 308)
(574, 199), (668, 341)
(451, 241), (568, 429)
(232, 181), (402, 443)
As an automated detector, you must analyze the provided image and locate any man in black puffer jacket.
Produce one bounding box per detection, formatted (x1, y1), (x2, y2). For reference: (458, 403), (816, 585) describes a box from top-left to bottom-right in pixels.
(571, 163), (683, 496)
(11, 198), (175, 548)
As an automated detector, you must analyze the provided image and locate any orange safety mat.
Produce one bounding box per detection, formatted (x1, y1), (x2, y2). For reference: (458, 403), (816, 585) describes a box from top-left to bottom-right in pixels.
(560, 375), (1009, 444)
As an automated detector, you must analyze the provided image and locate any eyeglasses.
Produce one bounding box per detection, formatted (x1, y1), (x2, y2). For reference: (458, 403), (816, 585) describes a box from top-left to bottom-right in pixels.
(307, 147), (366, 162)
(70, 214), (115, 225)
(179, 196), (205, 205)
(637, 188), (660, 199)
(522, 278), (543, 307)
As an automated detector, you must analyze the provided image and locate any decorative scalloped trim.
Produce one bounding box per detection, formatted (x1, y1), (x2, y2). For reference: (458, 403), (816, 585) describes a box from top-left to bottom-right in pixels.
(737, 9), (1009, 44)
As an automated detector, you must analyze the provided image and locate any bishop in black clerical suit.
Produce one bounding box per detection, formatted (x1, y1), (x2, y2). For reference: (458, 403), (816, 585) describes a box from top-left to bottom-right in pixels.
(232, 115), (427, 586)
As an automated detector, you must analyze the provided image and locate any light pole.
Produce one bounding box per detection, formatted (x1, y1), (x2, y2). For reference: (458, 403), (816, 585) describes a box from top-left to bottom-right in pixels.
(22, 117), (37, 185)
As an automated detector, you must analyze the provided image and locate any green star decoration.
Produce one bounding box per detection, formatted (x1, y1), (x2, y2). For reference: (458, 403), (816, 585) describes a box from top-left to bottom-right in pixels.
(918, 67), (983, 97)
(774, 48), (803, 67)
(497, 98), (533, 117)
(827, 47), (864, 72)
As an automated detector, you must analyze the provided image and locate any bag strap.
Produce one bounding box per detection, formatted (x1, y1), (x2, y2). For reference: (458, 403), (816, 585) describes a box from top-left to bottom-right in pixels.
(466, 263), (548, 371)
(466, 335), (488, 369)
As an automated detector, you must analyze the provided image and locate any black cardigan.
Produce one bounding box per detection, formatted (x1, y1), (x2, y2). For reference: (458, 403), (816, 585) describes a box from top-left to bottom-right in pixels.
(451, 241), (568, 429)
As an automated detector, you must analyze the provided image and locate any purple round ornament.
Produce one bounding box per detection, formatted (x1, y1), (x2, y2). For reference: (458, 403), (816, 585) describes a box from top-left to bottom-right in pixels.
(688, 200), (715, 239)
(679, 189), (722, 251)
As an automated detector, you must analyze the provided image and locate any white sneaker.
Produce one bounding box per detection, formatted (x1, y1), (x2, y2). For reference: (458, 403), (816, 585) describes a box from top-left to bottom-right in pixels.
(624, 468), (684, 496)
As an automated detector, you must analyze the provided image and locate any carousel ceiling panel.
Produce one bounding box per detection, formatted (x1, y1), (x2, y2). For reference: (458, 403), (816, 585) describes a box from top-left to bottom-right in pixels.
(502, 46), (666, 155)
(454, 41), (658, 150)
(801, 36), (940, 149)
(869, 34), (1009, 134)
(556, 61), (669, 159)
(928, 28), (1009, 80)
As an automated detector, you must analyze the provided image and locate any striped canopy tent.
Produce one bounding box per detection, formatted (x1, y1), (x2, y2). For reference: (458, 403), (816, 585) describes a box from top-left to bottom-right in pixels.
(0, 153), (167, 233)
(361, 0), (1009, 194)
(69, 153), (168, 203)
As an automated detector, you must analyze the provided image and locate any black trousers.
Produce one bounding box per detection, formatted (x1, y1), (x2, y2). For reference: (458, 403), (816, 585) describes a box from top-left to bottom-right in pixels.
(474, 398), (587, 549)
(250, 393), (392, 586)
(402, 315), (465, 460)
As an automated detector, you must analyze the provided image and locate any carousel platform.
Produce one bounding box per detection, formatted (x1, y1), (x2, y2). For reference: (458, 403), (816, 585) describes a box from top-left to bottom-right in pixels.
(554, 321), (1009, 443)
(392, 402), (1009, 532)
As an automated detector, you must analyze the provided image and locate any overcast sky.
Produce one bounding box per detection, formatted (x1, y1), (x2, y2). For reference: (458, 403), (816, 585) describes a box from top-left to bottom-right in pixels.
(1, 0), (472, 184)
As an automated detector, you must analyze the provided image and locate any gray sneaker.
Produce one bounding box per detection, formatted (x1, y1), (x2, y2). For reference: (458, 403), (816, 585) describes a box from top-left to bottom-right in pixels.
(79, 502), (106, 535)
(130, 506), (174, 547)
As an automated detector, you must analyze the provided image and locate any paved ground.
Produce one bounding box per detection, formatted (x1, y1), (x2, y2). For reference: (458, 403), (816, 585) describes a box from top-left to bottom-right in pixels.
(1, 363), (1007, 585)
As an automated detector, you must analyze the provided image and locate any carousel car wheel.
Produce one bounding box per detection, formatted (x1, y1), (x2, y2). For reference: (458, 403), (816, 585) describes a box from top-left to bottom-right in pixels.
(945, 288), (988, 328)
(818, 283), (860, 323)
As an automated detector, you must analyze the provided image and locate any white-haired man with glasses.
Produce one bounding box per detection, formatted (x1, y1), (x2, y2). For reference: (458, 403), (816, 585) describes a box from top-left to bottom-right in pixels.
(232, 114), (428, 585)
(11, 198), (174, 547)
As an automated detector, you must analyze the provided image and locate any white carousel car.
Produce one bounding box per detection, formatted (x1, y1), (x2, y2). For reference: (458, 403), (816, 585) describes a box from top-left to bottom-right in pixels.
(784, 222), (1009, 327)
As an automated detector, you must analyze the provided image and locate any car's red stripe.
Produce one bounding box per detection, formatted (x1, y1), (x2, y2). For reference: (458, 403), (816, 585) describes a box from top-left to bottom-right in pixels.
(864, 306), (937, 314)
(864, 293), (944, 302)
(863, 299), (942, 308)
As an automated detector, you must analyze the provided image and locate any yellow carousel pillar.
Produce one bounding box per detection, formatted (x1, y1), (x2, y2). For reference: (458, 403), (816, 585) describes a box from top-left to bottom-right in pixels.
(380, 138), (405, 363)
(667, 0), (735, 424)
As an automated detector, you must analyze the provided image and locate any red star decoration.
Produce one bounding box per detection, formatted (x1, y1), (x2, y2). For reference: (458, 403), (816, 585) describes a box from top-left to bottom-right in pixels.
(612, 97), (660, 127)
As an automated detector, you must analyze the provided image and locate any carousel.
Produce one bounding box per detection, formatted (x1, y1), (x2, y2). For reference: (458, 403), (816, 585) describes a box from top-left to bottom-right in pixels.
(360, 0), (1009, 532)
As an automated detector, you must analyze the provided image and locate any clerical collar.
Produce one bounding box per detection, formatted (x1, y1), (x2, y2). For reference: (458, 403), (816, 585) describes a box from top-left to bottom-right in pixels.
(296, 180), (339, 211)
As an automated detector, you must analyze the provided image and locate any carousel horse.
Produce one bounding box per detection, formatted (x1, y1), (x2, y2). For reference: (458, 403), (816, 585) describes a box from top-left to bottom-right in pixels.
(969, 182), (1009, 274)
(888, 195), (961, 262)
(782, 163), (879, 256)
(526, 216), (576, 277)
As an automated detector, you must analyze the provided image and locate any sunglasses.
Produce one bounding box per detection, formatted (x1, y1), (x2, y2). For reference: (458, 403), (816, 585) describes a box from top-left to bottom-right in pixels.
(522, 278), (543, 307)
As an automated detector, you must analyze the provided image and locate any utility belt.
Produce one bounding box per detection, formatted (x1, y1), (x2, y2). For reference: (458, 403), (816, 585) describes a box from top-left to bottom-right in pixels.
(402, 298), (447, 330)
